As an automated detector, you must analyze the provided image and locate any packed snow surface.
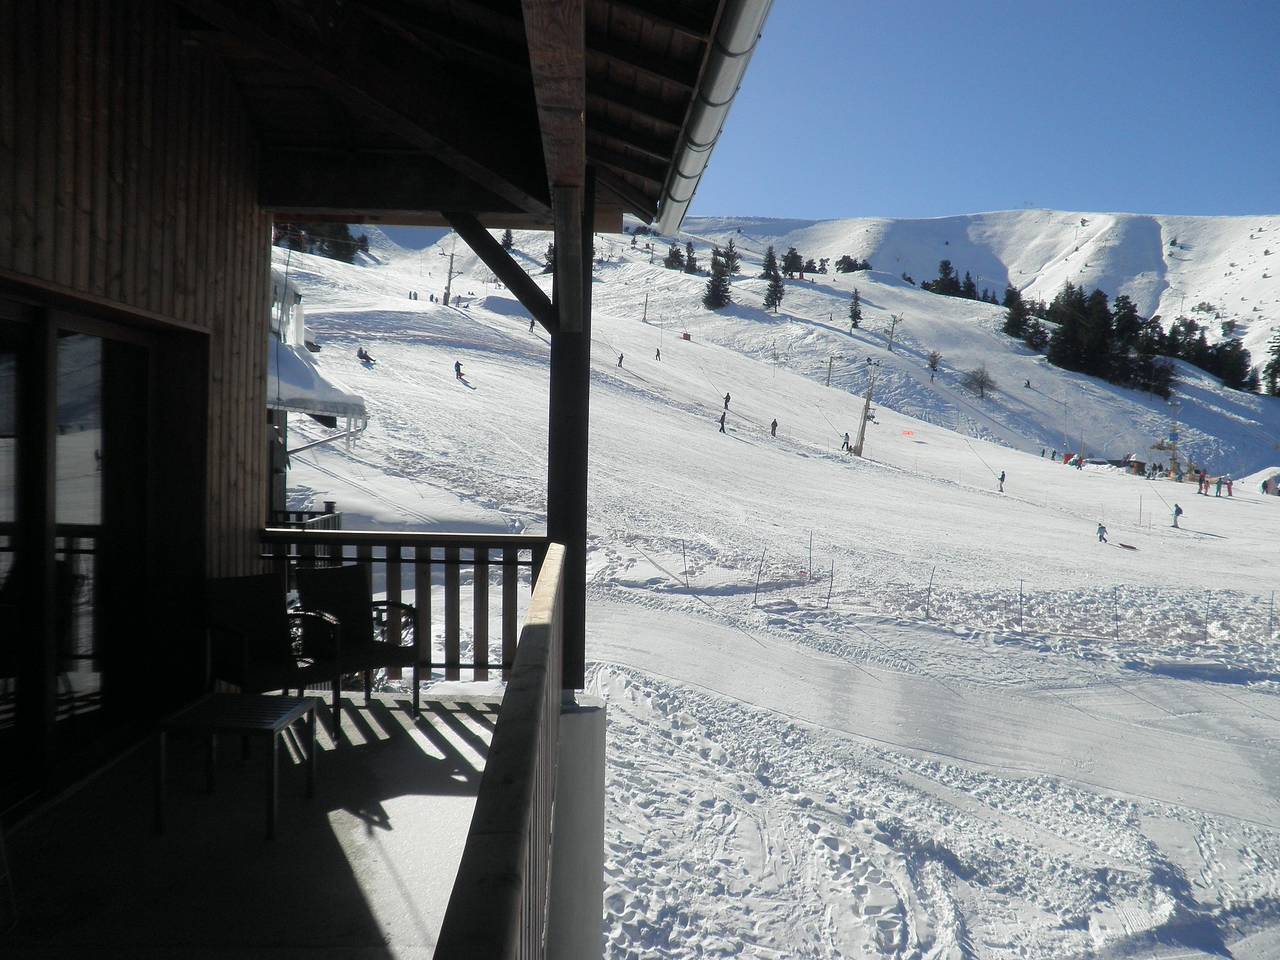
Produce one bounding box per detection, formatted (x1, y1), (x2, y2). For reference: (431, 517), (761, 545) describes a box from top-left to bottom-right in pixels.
(277, 216), (1280, 959)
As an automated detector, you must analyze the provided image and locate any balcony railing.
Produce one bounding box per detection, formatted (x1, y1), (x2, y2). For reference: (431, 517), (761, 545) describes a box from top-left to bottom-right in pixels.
(259, 528), (549, 680)
(435, 542), (565, 960)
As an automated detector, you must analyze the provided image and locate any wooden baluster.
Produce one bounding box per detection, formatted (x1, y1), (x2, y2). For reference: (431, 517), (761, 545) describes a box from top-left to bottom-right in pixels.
(502, 547), (517, 680)
(473, 547), (489, 681)
(445, 545), (460, 680)
(414, 546), (433, 703)
(385, 543), (402, 680)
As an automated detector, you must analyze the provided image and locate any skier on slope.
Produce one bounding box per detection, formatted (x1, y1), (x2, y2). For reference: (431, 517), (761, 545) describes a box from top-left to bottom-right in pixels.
(998, 470), (1006, 493)
(618, 353), (624, 368)
(841, 432), (850, 452)
(454, 360), (463, 380)
(718, 411), (726, 434)
(1096, 522), (1107, 543)
(771, 418), (778, 438)
(1214, 476), (1223, 497)
(723, 392), (731, 410)
(1172, 503), (1183, 528)
(655, 348), (661, 361)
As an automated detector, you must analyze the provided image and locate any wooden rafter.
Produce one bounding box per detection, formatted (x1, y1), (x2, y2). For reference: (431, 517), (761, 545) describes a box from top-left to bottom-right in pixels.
(602, 0), (714, 41)
(586, 144), (666, 187)
(587, 80), (686, 130)
(587, 114), (677, 163)
(173, 0), (551, 219)
(586, 30), (699, 92)
(593, 167), (657, 221)
(260, 149), (521, 217)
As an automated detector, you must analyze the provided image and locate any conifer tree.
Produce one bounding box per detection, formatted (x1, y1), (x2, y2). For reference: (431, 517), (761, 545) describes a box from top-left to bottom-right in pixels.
(759, 245), (780, 279)
(702, 246), (732, 309)
(543, 242), (555, 274)
(501, 229), (514, 251)
(849, 288), (862, 329)
(684, 241), (699, 274)
(663, 242), (685, 270)
(764, 270), (785, 312)
(781, 246), (803, 278)
(1001, 284), (1029, 339)
(834, 254), (856, 273)
(762, 248), (784, 312)
(1264, 330), (1280, 395)
(724, 238), (741, 275)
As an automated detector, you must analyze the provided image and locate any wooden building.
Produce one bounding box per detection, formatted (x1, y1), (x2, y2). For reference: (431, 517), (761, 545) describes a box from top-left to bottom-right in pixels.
(1, 0), (772, 951)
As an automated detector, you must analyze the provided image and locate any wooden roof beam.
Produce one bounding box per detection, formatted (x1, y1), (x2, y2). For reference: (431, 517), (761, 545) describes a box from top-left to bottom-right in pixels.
(602, 0), (714, 41)
(521, 0), (588, 327)
(173, 0), (551, 219)
(586, 114), (677, 163)
(586, 30), (699, 92)
(587, 81), (686, 130)
(593, 167), (657, 222)
(260, 149), (522, 217)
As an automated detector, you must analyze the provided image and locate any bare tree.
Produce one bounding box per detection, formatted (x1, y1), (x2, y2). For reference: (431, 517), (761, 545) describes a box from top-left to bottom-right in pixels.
(886, 313), (903, 352)
(926, 350), (942, 383)
(963, 363), (996, 398)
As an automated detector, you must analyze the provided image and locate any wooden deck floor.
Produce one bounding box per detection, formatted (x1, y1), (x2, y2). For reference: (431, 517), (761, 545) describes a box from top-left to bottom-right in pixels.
(3, 692), (500, 959)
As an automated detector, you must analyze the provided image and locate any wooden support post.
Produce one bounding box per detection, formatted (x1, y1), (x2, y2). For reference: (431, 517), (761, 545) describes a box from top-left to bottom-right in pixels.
(546, 170), (593, 689)
(553, 186), (583, 331)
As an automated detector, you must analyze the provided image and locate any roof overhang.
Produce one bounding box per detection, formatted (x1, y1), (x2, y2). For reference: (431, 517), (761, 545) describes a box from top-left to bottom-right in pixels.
(170, 0), (773, 232)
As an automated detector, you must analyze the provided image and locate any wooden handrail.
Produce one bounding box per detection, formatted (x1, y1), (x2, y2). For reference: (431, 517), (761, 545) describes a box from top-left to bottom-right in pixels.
(435, 543), (565, 960)
(261, 527), (548, 550)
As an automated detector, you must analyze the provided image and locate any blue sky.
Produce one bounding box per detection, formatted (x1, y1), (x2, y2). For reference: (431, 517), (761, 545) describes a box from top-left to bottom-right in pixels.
(689, 0), (1280, 220)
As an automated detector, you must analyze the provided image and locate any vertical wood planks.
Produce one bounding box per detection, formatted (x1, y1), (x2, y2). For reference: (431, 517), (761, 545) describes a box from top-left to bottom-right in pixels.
(2, 0), (271, 579)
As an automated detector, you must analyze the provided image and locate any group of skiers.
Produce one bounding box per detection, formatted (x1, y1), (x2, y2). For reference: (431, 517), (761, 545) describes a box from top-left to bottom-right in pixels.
(356, 346), (376, 364)
(1194, 469), (1233, 497)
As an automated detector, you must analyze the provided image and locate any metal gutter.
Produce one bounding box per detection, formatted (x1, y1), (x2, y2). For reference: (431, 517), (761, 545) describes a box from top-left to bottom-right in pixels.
(654, 0), (774, 235)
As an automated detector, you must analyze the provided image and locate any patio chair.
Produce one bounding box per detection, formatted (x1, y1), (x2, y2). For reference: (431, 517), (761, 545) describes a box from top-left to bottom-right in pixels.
(294, 563), (422, 715)
(205, 571), (342, 724)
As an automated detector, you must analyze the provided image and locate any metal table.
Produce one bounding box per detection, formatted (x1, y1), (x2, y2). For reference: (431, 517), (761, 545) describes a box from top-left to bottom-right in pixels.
(154, 693), (319, 839)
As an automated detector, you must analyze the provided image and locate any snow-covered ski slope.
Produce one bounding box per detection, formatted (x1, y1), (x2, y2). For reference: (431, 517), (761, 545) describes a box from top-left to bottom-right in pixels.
(688, 209), (1280, 360)
(278, 227), (1280, 959)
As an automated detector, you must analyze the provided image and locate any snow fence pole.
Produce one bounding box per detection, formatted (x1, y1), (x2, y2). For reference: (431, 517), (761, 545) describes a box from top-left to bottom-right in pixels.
(1019, 580), (1024, 634)
(753, 551), (766, 607)
(682, 540), (690, 591)
(1113, 586), (1119, 641)
(825, 559), (834, 609)
(925, 566), (935, 620)
(1204, 591), (1211, 644)
(808, 531), (813, 581)
(1270, 591), (1275, 643)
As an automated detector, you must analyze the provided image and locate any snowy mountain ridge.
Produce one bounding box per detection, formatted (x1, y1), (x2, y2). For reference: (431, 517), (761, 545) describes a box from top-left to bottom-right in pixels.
(679, 209), (1280, 360)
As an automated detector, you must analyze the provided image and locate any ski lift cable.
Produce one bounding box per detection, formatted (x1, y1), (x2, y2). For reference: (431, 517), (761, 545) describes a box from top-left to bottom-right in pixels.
(963, 438), (1000, 479)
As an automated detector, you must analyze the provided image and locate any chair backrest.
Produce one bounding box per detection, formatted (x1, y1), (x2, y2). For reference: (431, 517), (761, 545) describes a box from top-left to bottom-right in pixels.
(296, 564), (374, 648)
(204, 572), (294, 672)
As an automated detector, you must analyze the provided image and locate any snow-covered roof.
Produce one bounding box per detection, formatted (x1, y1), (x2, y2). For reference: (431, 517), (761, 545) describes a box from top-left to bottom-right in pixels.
(266, 339), (366, 422)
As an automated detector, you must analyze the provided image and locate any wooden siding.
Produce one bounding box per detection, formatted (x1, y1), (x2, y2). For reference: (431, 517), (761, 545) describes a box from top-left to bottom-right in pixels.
(0, 0), (271, 576)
